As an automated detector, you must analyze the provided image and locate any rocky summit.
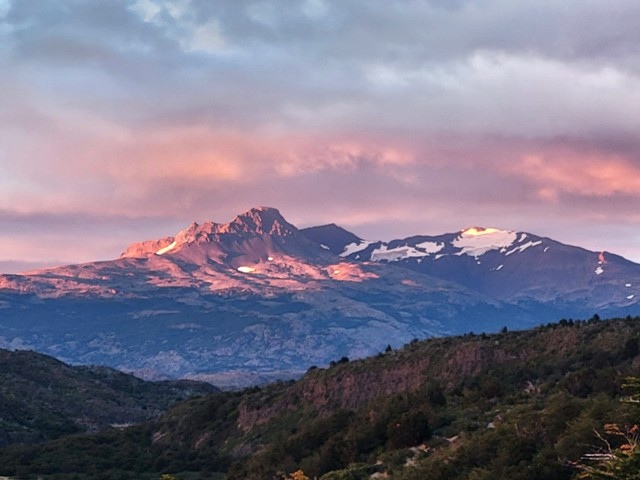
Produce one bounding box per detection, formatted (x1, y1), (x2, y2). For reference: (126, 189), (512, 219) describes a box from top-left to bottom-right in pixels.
(0, 207), (639, 387)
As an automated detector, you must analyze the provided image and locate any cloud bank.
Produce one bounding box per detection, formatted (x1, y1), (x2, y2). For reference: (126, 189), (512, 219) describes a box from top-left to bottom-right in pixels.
(2, 0), (640, 270)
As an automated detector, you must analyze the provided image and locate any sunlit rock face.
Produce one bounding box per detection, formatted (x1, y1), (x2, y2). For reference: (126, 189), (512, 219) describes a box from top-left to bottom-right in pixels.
(1, 207), (639, 388)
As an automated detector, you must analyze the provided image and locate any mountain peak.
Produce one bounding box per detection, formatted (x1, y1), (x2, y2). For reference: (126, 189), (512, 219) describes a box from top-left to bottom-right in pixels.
(223, 206), (298, 236)
(120, 207), (299, 258)
(300, 223), (363, 255)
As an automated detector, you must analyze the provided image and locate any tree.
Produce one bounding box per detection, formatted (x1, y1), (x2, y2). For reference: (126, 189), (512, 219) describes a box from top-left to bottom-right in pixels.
(578, 378), (640, 479)
(386, 410), (431, 448)
(622, 338), (639, 360)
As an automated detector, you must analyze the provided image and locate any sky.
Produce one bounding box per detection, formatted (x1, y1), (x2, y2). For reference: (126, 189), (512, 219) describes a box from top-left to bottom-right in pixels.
(2, 0), (640, 273)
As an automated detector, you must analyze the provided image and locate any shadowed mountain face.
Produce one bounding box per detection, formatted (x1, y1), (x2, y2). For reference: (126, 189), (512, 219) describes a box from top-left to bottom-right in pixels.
(1, 207), (639, 387)
(301, 224), (640, 308)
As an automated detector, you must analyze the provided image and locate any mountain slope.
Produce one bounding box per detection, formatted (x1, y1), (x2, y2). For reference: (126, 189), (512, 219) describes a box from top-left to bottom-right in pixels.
(0, 348), (217, 446)
(0, 208), (509, 386)
(0, 207), (639, 385)
(302, 224), (640, 310)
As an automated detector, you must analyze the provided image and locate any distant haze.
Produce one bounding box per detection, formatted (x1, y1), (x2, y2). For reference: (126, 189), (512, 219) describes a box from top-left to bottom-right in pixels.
(1, 0), (640, 271)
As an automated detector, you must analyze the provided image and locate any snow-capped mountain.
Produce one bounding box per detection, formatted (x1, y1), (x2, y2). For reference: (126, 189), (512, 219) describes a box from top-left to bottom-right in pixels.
(1, 207), (638, 387)
(302, 225), (640, 310)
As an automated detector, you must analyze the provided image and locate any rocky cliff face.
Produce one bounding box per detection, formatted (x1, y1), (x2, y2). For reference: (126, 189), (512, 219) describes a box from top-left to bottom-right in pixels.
(121, 207), (301, 260)
(235, 324), (591, 431)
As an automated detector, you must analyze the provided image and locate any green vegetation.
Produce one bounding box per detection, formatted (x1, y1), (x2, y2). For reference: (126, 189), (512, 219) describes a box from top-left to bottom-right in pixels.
(2, 315), (640, 479)
(577, 377), (640, 479)
(0, 349), (217, 445)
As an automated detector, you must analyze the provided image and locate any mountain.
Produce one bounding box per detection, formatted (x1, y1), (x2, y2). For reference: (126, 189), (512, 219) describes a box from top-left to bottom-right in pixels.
(1, 315), (639, 479)
(299, 223), (362, 254)
(302, 224), (640, 311)
(0, 348), (217, 446)
(0, 206), (639, 386)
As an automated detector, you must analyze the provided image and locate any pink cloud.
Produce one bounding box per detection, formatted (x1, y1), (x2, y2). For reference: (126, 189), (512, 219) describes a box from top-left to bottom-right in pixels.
(514, 148), (640, 199)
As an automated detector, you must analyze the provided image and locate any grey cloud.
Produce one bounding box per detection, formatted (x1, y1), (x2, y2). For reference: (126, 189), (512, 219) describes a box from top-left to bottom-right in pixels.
(5, 0), (640, 138)
(7, 0), (640, 73)
(6, 0), (176, 59)
(182, 0), (640, 65)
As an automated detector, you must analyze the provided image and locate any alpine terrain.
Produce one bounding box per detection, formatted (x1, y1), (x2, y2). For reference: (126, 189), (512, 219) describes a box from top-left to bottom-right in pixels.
(0, 207), (638, 387)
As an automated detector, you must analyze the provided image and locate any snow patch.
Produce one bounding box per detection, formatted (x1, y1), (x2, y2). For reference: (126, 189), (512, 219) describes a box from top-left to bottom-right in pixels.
(415, 241), (445, 254)
(341, 241), (373, 257)
(595, 266), (604, 275)
(367, 241), (443, 262)
(320, 244), (330, 250)
(518, 233), (527, 242)
(626, 283), (632, 287)
(505, 240), (542, 256)
(370, 245), (427, 262)
(496, 264), (504, 271)
(237, 266), (256, 274)
(267, 256), (274, 261)
(627, 294), (635, 300)
(155, 241), (177, 256)
(453, 228), (517, 257)
(543, 247), (550, 253)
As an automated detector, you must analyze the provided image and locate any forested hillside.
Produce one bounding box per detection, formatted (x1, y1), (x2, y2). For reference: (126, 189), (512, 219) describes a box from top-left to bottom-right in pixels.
(0, 349), (217, 446)
(1, 316), (640, 479)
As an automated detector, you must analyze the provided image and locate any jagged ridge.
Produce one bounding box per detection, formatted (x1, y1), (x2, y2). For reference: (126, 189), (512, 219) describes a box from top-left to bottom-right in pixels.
(121, 206), (297, 258)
